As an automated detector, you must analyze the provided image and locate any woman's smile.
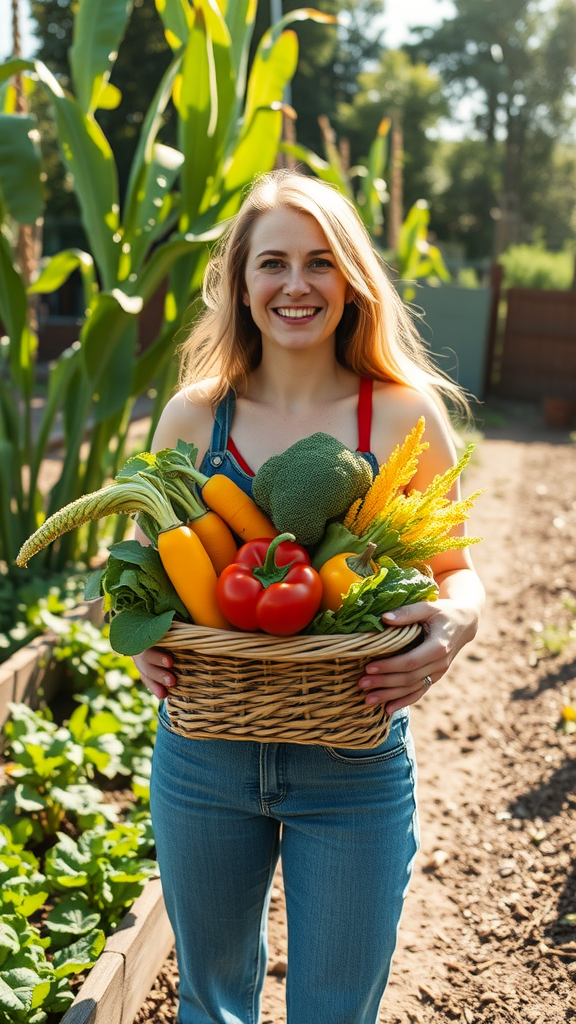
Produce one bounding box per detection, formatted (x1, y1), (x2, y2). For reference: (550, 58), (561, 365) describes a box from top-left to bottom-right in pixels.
(273, 305), (322, 323)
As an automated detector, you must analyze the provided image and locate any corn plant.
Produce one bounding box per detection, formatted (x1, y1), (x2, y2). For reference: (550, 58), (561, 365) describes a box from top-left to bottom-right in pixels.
(0, 0), (334, 572)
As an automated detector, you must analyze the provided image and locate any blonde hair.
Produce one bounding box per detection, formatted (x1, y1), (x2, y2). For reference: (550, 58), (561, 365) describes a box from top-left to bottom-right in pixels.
(178, 170), (469, 424)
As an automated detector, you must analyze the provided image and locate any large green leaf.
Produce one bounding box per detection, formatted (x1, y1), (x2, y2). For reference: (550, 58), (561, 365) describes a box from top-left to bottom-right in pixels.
(155, 0), (194, 50)
(0, 114), (43, 223)
(367, 116), (390, 181)
(198, 0), (235, 208)
(69, 0), (133, 114)
(120, 143), (184, 279)
(0, 59), (34, 84)
(223, 106), (283, 194)
(81, 289), (142, 389)
(0, 229), (37, 395)
(0, 80), (17, 114)
(244, 28), (298, 128)
(27, 249), (95, 306)
(397, 200), (429, 279)
(34, 61), (120, 289)
(122, 54), (181, 238)
(278, 140), (343, 186)
(176, 6), (216, 229)
(92, 321), (136, 423)
(222, 0), (257, 100)
(0, 376), (21, 449)
(0, 440), (18, 564)
(28, 347), (83, 506)
(134, 220), (227, 305)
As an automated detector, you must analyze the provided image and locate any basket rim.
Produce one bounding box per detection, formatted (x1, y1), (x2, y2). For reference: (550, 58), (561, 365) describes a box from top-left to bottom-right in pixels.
(159, 621), (422, 662)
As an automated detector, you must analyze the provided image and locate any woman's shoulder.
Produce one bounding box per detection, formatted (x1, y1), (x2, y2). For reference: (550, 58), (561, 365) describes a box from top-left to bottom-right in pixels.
(372, 381), (452, 447)
(151, 377), (221, 456)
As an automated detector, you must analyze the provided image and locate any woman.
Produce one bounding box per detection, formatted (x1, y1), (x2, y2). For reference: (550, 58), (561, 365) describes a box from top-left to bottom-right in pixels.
(134, 171), (485, 1024)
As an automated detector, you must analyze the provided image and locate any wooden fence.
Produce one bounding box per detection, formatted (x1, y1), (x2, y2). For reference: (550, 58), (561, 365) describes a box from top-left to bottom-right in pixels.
(494, 288), (576, 401)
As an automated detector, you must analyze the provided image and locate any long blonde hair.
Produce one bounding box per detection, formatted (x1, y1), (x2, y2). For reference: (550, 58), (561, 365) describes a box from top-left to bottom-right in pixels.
(179, 170), (468, 422)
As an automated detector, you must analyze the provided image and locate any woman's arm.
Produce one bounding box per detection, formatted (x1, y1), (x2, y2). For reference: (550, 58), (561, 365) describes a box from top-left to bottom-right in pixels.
(359, 390), (486, 713)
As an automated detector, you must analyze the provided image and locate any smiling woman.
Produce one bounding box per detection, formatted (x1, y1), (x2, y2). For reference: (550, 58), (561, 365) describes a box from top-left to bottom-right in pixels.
(131, 169), (485, 1024)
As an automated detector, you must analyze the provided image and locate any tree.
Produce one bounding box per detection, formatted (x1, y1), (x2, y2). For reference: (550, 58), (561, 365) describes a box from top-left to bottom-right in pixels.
(407, 0), (576, 253)
(426, 140), (502, 260)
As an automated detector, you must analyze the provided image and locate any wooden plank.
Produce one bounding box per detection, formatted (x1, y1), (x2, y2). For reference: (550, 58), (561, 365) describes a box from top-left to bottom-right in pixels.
(496, 288), (576, 401)
(60, 880), (174, 1024)
(0, 634), (58, 734)
(105, 878), (175, 1024)
(60, 951), (124, 1024)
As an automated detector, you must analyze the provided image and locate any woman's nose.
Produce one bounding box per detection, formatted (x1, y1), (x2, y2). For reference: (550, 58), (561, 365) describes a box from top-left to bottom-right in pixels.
(283, 267), (311, 295)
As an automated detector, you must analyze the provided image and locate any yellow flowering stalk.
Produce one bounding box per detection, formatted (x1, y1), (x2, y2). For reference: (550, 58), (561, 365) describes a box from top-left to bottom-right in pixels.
(344, 417), (429, 535)
(312, 419), (483, 570)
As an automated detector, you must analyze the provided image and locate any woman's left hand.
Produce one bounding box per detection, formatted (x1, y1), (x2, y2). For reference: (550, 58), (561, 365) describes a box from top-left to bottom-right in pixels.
(358, 599), (480, 714)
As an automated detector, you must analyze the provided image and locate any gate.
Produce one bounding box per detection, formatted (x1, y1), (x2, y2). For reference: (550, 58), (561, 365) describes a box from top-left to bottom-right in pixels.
(495, 288), (576, 401)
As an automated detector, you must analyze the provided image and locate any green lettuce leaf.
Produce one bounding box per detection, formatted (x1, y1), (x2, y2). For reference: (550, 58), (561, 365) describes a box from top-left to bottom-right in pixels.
(305, 564), (438, 635)
(109, 608), (176, 656)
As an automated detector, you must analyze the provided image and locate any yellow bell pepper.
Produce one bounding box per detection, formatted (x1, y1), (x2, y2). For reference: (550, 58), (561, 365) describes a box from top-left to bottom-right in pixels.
(319, 543), (377, 613)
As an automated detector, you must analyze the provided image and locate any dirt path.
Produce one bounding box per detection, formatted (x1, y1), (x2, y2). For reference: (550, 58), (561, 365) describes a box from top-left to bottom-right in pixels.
(137, 423), (576, 1024)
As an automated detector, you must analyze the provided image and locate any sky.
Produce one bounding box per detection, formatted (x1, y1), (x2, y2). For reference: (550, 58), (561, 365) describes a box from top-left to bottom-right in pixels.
(0, 0), (473, 139)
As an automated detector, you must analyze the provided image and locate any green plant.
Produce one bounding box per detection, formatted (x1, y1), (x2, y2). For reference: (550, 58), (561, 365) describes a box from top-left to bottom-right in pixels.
(0, 0), (333, 573)
(0, 911), (88, 1023)
(0, 703), (120, 844)
(0, 568), (87, 664)
(44, 822), (157, 930)
(499, 244), (575, 291)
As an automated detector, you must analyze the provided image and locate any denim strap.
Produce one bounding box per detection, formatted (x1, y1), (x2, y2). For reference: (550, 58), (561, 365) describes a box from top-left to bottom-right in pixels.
(209, 390), (236, 452)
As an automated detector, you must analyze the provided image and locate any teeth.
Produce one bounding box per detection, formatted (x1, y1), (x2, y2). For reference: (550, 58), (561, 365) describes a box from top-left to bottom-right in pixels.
(276, 307), (317, 319)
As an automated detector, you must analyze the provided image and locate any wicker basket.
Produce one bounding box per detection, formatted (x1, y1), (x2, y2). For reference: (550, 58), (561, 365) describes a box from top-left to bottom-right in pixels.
(161, 621), (422, 748)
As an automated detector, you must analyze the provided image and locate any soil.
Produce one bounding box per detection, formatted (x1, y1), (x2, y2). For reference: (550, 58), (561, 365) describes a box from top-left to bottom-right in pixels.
(135, 405), (576, 1024)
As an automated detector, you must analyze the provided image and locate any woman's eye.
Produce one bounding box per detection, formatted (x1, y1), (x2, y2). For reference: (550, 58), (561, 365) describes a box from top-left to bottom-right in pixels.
(261, 259), (283, 269)
(310, 258), (333, 268)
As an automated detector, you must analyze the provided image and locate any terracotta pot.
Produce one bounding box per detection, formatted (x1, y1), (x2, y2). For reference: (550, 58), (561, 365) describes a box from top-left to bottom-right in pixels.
(543, 395), (576, 429)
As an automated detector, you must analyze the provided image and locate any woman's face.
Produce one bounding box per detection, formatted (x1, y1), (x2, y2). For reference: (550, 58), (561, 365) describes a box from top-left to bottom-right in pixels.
(242, 206), (353, 355)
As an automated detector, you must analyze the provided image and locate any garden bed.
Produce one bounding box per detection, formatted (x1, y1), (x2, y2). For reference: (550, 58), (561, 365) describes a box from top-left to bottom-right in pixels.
(0, 602), (170, 1024)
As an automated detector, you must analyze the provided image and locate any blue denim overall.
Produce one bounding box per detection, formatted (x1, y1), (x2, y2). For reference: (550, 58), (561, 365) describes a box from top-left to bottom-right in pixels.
(150, 390), (419, 1024)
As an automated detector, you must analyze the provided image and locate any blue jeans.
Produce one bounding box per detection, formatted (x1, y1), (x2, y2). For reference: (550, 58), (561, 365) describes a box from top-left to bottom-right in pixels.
(150, 703), (419, 1024)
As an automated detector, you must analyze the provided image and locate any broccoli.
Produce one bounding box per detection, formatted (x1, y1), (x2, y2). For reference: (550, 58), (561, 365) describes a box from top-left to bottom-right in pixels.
(252, 432), (374, 546)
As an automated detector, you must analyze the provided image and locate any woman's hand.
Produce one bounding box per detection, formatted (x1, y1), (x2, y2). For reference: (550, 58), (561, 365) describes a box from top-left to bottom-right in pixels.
(132, 648), (175, 699)
(358, 596), (480, 714)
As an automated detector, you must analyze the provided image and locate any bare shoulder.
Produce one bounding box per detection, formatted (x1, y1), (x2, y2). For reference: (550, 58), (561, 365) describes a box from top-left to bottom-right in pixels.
(151, 377), (219, 462)
(372, 382), (457, 483)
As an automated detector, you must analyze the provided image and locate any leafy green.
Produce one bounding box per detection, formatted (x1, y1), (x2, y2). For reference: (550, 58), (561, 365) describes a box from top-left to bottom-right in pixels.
(86, 539), (189, 656)
(306, 563), (438, 635)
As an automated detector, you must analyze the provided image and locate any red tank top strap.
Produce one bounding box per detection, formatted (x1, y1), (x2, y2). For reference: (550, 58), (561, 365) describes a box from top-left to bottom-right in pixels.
(357, 377), (373, 452)
(227, 435), (255, 477)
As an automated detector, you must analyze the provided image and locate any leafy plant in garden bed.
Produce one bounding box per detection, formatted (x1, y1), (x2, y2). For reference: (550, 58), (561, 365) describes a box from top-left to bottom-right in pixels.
(0, 569), (88, 664)
(0, 617), (159, 1020)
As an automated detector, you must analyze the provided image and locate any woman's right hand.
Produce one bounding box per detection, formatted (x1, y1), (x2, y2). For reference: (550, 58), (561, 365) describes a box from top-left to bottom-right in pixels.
(132, 648), (175, 699)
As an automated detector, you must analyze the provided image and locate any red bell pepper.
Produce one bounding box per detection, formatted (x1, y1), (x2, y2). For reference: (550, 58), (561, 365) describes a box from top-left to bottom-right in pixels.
(216, 532), (323, 635)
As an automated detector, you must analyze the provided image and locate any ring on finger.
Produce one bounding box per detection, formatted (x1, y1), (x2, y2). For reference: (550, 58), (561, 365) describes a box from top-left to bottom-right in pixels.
(421, 675), (433, 692)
